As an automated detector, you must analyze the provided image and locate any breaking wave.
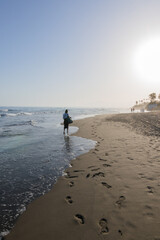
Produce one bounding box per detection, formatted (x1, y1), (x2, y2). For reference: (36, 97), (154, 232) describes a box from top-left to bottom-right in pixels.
(0, 112), (33, 117)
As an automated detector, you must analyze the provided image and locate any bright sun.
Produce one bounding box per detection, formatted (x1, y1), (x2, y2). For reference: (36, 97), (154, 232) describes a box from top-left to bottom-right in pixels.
(133, 37), (160, 83)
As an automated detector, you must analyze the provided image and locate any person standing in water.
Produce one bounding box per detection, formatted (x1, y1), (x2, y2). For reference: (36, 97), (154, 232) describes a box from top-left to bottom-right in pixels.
(63, 109), (69, 135)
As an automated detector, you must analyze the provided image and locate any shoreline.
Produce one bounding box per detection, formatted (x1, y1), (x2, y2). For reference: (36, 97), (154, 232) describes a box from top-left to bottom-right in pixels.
(5, 112), (160, 240)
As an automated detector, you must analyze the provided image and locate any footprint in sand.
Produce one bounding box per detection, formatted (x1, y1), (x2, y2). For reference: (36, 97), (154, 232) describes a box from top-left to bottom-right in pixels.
(86, 173), (90, 178)
(99, 218), (109, 234)
(116, 196), (126, 208)
(143, 212), (154, 217)
(69, 181), (74, 187)
(147, 177), (155, 181)
(88, 165), (96, 169)
(92, 151), (97, 154)
(101, 182), (112, 189)
(91, 168), (100, 171)
(138, 172), (147, 179)
(74, 214), (85, 224)
(103, 163), (111, 167)
(118, 229), (123, 236)
(99, 158), (107, 162)
(145, 205), (152, 210)
(128, 157), (134, 160)
(92, 172), (105, 178)
(66, 172), (79, 179)
(65, 196), (73, 204)
(68, 175), (78, 179)
(73, 170), (85, 173)
(147, 186), (154, 194)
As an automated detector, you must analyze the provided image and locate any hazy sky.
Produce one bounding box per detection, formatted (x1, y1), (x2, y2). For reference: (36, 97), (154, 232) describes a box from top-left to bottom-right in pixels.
(1, 0), (160, 108)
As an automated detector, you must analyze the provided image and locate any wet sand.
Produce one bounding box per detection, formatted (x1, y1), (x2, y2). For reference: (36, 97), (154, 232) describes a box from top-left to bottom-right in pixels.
(5, 112), (160, 240)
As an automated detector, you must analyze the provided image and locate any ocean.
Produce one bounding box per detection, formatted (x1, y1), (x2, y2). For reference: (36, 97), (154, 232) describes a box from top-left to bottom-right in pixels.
(0, 107), (128, 237)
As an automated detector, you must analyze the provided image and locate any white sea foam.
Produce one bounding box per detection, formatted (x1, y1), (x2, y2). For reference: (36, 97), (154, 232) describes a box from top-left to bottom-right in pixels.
(19, 112), (32, 116)
(62, 172), (67, 176)
(80, 147), (85, 151)
(18, 205), (26, 214)
(73, 114), (96, 120)
(1, 112), (33, 117)
(30, 120), (37, 126)
(6, 113), (17, 117)
(0, 230), (10, 237)
(0, 109), (8, 112)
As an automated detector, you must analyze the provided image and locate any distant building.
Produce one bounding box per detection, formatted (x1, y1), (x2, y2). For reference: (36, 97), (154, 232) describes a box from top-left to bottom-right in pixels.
(147, 103), (157, 110)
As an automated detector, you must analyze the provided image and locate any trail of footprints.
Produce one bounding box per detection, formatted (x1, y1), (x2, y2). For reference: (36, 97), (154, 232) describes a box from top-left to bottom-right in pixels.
(65, 164), (113, 234)
(73, 213), (123, 236)
(74, 213), (110, 235)
(75, 123), (156, 236)
(64, 122), (157, 236)
(64, 128), (124, 236)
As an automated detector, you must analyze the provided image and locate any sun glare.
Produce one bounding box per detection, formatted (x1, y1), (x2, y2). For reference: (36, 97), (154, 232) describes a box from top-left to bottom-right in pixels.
(133, 37), (160, 83)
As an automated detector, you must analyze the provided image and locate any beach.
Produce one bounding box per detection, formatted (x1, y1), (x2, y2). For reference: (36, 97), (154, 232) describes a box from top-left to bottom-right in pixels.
(5, 112), (160, 240)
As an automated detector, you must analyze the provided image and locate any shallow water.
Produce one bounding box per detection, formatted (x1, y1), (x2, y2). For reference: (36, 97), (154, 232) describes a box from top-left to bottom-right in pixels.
(0, 107), (128, 236)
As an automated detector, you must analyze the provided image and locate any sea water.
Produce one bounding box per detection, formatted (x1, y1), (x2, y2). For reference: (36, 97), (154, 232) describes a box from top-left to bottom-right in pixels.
(0, 107), (128, 236)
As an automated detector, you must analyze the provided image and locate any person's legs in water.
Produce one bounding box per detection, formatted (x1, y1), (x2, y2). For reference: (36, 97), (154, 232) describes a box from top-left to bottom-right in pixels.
(63, 126), (69, 135)
(64, 119), (69, 135)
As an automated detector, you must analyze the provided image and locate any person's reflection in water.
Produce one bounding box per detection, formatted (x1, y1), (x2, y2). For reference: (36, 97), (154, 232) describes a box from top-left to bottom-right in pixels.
(64, 135), (71, 152)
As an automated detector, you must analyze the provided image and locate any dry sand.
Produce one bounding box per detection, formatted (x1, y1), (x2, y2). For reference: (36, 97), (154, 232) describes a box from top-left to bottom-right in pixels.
(5, 112), (160, 240)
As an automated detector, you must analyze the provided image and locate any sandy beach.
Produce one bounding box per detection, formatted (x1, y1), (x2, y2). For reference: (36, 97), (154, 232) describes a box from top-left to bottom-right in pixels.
(5, 112), (160, 240)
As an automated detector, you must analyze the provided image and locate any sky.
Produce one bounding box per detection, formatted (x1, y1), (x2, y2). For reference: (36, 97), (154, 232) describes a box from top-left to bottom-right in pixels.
(1, 0), (160, 108)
